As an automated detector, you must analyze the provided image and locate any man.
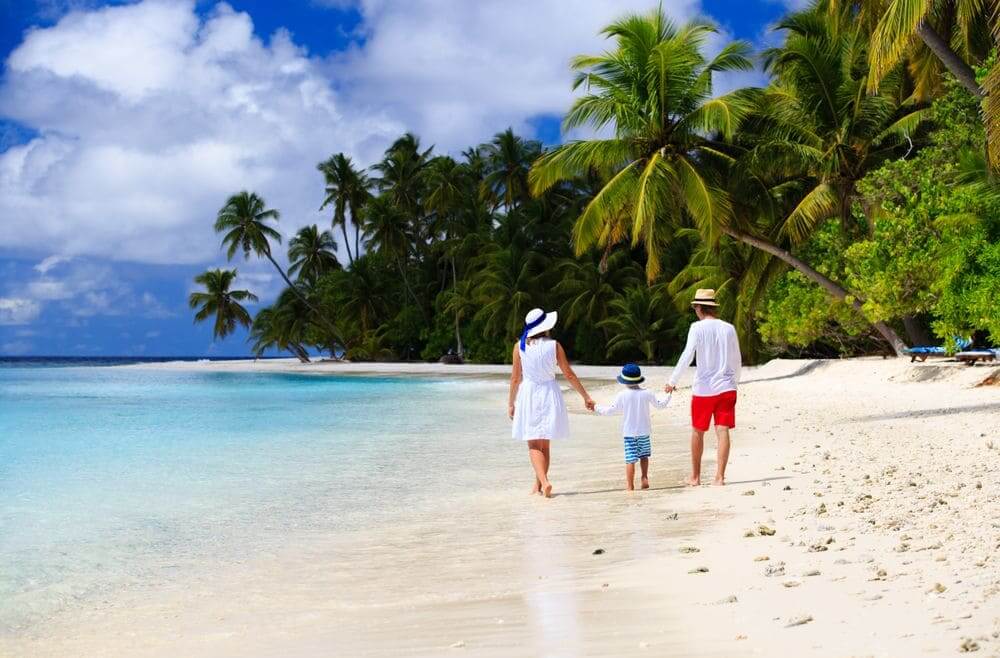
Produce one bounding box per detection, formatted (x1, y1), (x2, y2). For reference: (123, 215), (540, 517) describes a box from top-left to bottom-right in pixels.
(664, 289), (741, 486)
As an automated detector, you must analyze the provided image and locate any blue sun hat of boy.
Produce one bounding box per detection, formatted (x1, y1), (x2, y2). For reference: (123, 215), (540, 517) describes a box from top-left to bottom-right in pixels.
(617, 363), (644, 385)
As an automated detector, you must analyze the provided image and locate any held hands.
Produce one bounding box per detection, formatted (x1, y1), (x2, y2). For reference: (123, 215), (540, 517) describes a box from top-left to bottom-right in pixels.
(663, 384), (676, 394)
(584, 397), (596, 412)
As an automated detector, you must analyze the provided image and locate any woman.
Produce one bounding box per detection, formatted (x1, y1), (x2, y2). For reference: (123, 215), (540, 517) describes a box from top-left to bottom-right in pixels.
(508, 308), (594, 497)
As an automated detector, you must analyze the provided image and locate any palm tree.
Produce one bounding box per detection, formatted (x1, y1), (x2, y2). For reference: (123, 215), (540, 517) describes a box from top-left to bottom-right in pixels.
(599, 285), (670, 363)
(215, 191), (342, 344)
(189, 269), (257, 340)
(481, 128), (542, 212)
(362, 195), (424, 314)
(473, 243), (545, 341)
(248, 302), (311, 363)
(318, 153), (372, 265)
(556, 249), (642, 339)
(288, 225), (339, 284)
(529, 10), (756, 280)
(756, 9), (930, 236)
(825, 0), (995, 98)
(720, 7), (929, 352)
(827, 0), (998, 166)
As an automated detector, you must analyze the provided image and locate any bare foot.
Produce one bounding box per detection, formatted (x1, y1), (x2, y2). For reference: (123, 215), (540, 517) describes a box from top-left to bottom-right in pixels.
(530, 486), (540, 495)
(686, 477), (701, 487)
(626, 484), (635, 491)
(641, 477), (650, 490)
(713, 476), (725, 486)
(543, 483), (553, 498)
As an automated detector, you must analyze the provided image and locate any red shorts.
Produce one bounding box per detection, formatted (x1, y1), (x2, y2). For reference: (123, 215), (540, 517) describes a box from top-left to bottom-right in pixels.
(691, 391), (737, 431)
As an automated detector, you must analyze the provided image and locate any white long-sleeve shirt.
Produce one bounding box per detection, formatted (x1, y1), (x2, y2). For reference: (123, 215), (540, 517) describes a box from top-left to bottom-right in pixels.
(668, 318), (742, 396)
(595, 388), (671, 437)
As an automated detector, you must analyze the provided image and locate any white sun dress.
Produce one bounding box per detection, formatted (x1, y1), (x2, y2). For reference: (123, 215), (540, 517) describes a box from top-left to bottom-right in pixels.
(512, 338), (570, 440)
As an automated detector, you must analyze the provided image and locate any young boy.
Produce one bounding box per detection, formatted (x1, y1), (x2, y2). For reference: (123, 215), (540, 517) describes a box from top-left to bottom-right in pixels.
(595, 364), (671, 491)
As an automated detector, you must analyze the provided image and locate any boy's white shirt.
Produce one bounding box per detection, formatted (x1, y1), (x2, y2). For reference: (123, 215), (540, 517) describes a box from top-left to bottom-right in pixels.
(595, 387), (671, 437)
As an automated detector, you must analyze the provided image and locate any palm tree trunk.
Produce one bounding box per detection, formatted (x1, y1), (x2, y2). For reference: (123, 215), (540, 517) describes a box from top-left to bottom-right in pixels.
(451, 259), (463, 357)
(721, 227), (908, 355)
(339, 222), (355, 266)
(397, 255), (427, 322)
(262, 248), (345, 347)
(915, 23), (984, 98)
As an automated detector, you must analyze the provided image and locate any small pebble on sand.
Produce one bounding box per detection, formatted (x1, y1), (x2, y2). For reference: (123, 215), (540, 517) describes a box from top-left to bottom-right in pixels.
(592, 548), (605, 555)
(688, 566), (709, 574)
(786, 615), (813, 627)
(679, 546), (700, 554)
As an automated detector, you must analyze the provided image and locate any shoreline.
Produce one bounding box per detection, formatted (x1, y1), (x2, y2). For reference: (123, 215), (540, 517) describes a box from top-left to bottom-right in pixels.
(5, 357), (999, 657)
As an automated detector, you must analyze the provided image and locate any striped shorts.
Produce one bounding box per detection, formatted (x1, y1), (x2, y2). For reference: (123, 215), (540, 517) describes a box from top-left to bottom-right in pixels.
(623, 436), (651, 464)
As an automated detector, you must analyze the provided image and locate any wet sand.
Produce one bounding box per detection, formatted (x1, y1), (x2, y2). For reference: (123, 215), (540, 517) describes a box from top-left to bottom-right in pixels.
(6, 357), (999, 657)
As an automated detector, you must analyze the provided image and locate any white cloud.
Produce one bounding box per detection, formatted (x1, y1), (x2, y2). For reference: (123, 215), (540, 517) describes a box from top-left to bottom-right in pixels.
(0, 0), (766, 273)
(330, 0), (704, 148)
(34, 254), (72, 274)
(0, 0), (402, 265)
(0, 298), (42, 325)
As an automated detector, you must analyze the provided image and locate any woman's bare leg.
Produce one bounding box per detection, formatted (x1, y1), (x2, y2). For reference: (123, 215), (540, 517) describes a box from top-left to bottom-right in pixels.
(527, 439), (552, 497)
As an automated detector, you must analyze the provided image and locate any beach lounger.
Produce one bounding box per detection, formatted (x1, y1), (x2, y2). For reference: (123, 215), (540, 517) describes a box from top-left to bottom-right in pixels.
(905, 338), (972, 362)
(954, 350), (998, 366)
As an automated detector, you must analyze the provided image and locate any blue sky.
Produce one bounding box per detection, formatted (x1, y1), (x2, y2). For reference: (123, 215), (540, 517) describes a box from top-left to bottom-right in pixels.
(0, 0), (795, 357)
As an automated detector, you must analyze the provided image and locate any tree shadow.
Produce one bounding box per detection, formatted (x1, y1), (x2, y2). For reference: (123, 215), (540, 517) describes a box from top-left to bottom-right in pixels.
(845, 402), (1000, 422)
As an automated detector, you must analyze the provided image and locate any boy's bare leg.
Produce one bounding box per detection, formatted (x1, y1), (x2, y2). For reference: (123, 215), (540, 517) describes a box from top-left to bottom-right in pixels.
(527, 439), (552, 497)
(625, 463), (635, 491)
(714, 426), (731, 485)
(640, 457), (650, 489)
(688, 430), (705, 486)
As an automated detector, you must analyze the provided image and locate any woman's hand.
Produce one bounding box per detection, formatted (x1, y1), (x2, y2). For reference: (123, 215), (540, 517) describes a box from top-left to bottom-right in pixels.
(584, 397), (596, 412)
(508, 403), (515, 420)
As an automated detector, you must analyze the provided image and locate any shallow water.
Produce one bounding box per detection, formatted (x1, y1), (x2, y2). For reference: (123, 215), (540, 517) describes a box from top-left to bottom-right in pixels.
(0, 364), (511, 634)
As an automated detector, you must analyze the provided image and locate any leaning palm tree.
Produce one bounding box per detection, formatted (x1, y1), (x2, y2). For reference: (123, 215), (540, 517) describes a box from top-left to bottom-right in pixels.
(826, 0), (998, 165)
(529, 11), (756, 280)
(318, 153), (372, 265)
(288, 225), (339, 284)
(215, 191), (343, 344)
(189, 269), (257, 340)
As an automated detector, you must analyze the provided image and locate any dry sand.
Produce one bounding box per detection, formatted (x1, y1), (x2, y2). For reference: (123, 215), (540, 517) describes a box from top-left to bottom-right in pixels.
(6, 357), (999, 657)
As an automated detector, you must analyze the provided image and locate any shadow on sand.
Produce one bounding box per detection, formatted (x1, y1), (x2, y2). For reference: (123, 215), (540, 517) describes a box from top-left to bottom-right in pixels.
(845, 401), (1000, 423)
(554, 475), (792, 497)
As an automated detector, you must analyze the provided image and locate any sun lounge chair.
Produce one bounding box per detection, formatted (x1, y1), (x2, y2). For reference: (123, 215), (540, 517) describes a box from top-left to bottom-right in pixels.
(954, 349), (998, 366)
(905, 338), (972, 362)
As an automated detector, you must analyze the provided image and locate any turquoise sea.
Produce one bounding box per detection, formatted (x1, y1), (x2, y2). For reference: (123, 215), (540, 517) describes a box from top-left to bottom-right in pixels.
(0, 360), (509, 636)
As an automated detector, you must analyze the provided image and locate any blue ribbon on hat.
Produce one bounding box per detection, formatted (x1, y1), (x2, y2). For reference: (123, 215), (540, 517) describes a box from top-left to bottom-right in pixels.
(519, 314), (546, 351)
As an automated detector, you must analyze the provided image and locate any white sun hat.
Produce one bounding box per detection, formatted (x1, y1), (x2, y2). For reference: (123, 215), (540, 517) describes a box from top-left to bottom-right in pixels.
(519, 308), (558, 350)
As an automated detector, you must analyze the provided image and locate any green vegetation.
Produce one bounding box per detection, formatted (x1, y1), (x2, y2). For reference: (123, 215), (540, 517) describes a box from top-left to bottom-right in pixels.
(192, 2), (1000, 363)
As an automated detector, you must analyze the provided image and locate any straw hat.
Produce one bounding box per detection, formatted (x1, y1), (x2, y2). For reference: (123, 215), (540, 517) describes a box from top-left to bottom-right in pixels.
(691, 288), (719, 307)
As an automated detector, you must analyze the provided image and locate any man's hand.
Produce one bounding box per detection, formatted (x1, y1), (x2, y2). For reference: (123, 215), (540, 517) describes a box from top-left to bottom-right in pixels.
(508, 403), (515, 420)
(664, 384), (676, 394)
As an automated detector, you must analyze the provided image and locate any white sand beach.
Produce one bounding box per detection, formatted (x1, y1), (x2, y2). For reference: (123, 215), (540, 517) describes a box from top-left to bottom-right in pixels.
(6, 357), (999, 657)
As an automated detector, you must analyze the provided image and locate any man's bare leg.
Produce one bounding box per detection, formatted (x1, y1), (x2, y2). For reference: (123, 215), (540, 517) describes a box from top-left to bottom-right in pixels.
(527, 440), (552, 497)
(714, 426), (731, 485)
(640, 457), (650, 489)
(688, 430), (705, 486)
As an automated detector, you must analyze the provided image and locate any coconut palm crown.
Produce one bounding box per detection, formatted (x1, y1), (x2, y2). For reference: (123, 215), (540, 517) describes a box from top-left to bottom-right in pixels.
(529, 10), (755, 279)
